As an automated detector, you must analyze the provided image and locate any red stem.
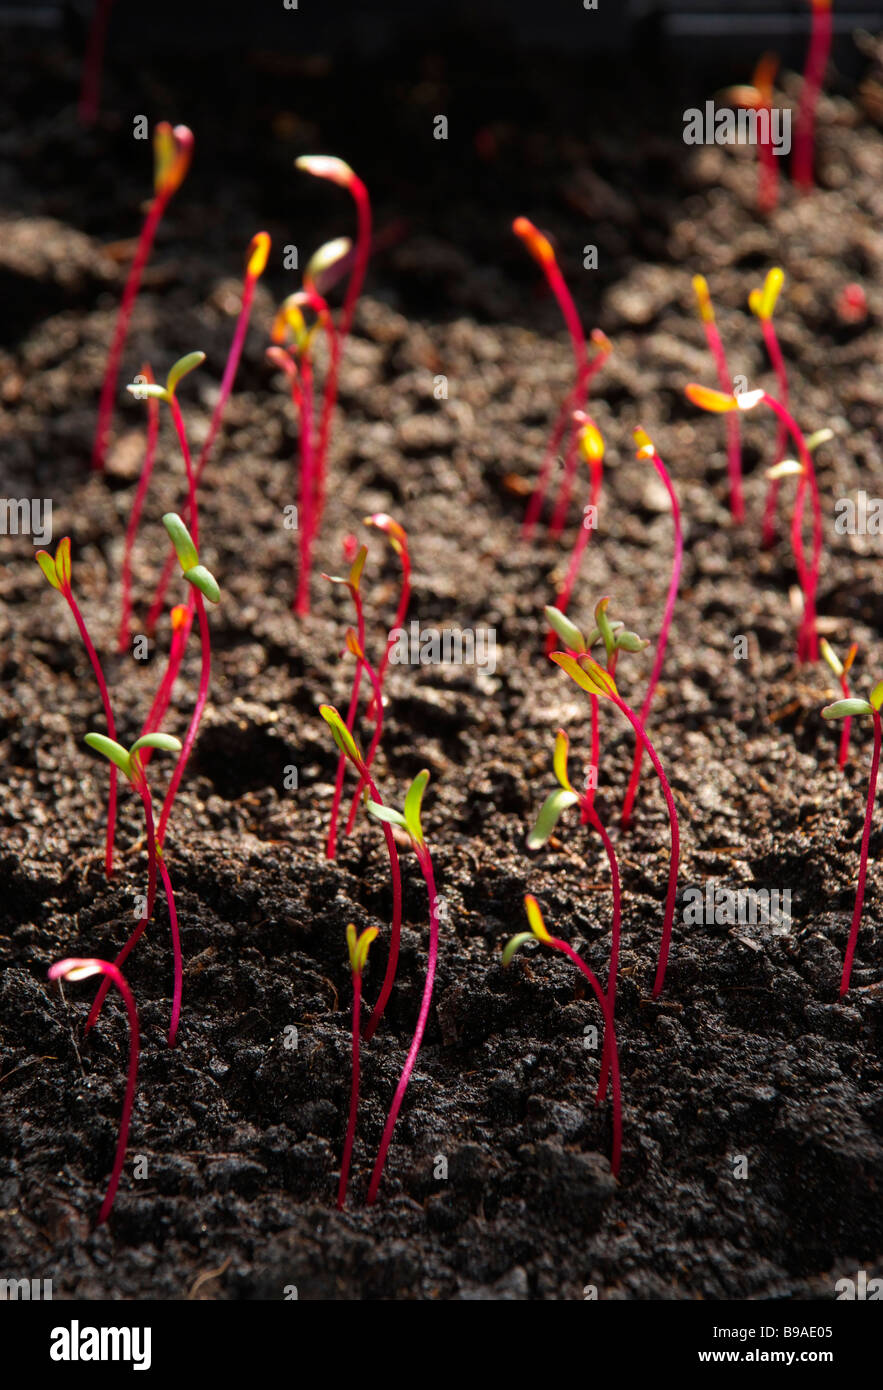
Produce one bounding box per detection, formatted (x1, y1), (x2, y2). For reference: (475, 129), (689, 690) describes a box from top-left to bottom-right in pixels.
(581, 799), (622, 1108)
(621, 446), (682, 829)
(294, 357), (316, 615)
(547, 461), (602, 654)
(85, 780), (157, 1034)
(139, 610), (194, 764)
(157, 588), (211, 848)
(63, 586), (118, 878)
(118, 372), (159, 652)
(158, 853), (182, 1046)
(761, 392), (822, 662)
(92, 194), (168, 471)
(548, 937), (622, 1175)
(794, 3), (833, 193)
(702, 318), (744, 522)
(326, 584), (366, 859)
(367, 843), (440, 1203)
(838, 673), (852, 770)
(760, 319), (789, 550)
(609, 693), (680, 998)
(337, 971), (362, 1209)
(840, 710), (880, 995)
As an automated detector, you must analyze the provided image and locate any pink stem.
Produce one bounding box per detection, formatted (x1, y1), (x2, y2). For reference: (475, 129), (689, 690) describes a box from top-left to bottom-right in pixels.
(344, 651), (384, 840)
(548, 937), (621, 1175)
(85, 781), (157, 1034)
(118, 373), (159, 652)
(609, 693), (680, 998)
(702, 318), (744, 522)
(326, 585), (365, 860)
(168, 396), (199, 550)
(294, 357), (316, 615)
(760, 319), (789, 549)
(621, 447), (682, 829)
(337, 971), (362, 1209)
(367, 843), (439, 1203)
(581, 799), (622, 1107)
(522, 386), (578, 542)
(841, 710), (881, 995)
(547, 461), (602, 654)
(838, 674), (852, 770)
(794, 3), (833, 192)
(761, 392), (822, 662)
(63, 586), (118, 878)
(50, 958), (139, 1226)
(158, 853), (182, 1046)
(78, 0), (116, 126)
(139, 610), (194, 764)
(157, 588), (211, 848)
(92, 194), (168, 471)
(357, 778), (402, 1045)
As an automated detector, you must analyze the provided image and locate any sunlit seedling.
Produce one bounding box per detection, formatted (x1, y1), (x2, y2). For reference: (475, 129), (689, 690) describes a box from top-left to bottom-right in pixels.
(794, 0), (833, 192)
(338, 922), (379, 1209)
(691, 274), (743, 522)
(821, 638), (859, 770)
(503, 896), (621, 1174)
(821, 678), (883, 994)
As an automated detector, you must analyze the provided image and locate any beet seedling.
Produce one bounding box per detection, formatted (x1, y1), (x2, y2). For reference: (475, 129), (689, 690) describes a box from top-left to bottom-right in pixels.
(127, 351), (206, 566)
(48, 957), (139, 1225)
(749, 269), (789, 549)
(692, 275), (743, 522)
(527, 728), (623, 1108)
(722, 54), (781, 214)
(821, 638), (858, 769)
(621, 428), (683, 829)
(364, 770), (439, 1204)
(324, 544), (369, 859)
(549, 633), (681, 997)
(513, 216), (610, 540)
(338, 922), (379, 1209)
(36, 537), (119, 878)
(546, 414), (604, 647)
(821, 679), (883, 993)
(503, 896), (621, 1175)
(92, 122), (194, 471)
(685, 383), (824, 662)
(81, 731), (182, 1044)
(319, 706), (402, 1043)
(794, 0), (833, 192)
(146, 233), (271, 631)
(118, 361), (159, 651)
(139, 604), (193, 764)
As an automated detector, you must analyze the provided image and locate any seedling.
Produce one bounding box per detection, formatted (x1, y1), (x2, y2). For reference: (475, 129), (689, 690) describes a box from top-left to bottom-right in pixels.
(36, 537), (118, 878)
(722, 54), (780, 213)
(502, 896), (621, 1175)
(295, 156), (373, 612)
(319, 706), (402, 1042)
(794, 0), (833, 192)
(338, 922), (379, 1209)
(92, 122), (194, 471)
(546, 414), (604, 648)
(513, 216), (610, 540)
(81, 731), (183, 1044)
(48, 957), (139, 1225)
(621, 429), (683, 829)
(147, 233), (271, 631)
(821, 638), (858, 769)
(364, 770), (439, 1204)
(685, 383), (824, 662)
(527, 729), (623, 1108)
(691, 275), (743, 522)
(343, 513), (412, 833)
(139, 604), (193, 764)
(127, 351), (206, 559)
(549, 629), (681, 997)
(749, 269), (789, 549)
(155, 513), (220, 851)
(118, 362), (159, 651)
(821, 678), (883, 993)
(324, 544), (369, 859)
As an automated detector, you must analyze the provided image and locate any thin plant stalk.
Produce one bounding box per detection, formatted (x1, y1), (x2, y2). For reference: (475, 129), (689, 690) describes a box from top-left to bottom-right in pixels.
(794, 0), (833, 193)
(294, 355), (316, 615)
(139, 605), (193, 764)
(582, 798), (622, 1106)
(64, 588), (118, 878)
(158, 854), (182, 1046)
(366, 843), (440, 1204)
(621, 435), (682, 829)
(548, 344), (610, 539)
(760, 393), (822, 662)
(48, 957), (139, 1225)
(694, 278), (743, 522)
(338, 969), (363, 1209)
(326, 569), (366, 859)
(157, 589), (210, 849)
(841, 709), (881, 995)
(118, 364), (159, 652)
(548, 450), (603, 650)
(759, 319), (790, 549)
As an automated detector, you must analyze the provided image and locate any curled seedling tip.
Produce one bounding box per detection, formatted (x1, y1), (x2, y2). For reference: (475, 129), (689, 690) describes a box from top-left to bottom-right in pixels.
(295, 154), (356, 187)
(161, 513), (220, 603)
(765, 458), (804, 481)
(512, 216), (556, 267)
(320, 704), (364, 765)
(304, 237), (353, 297)
(247, 231), (271, 279)
(36, 536), (72, 592)
(364, 512), (407, 556)
(502, 894), (555, 966)
(346, 922), (379, 977)
(686, 382), (763, 413)
(577, 418), (605, 464)
(692, 274), (715, 324)
(153, 122), (194, 198)
(749, 267), (785, 321)
(127, 351), (205, 405)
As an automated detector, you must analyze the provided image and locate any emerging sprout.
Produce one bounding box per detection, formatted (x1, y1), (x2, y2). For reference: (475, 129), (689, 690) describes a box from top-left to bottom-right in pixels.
(338, 923), (379, 1210)
(749, 269), (790, 551)
(793, 0), (833, 192)
(721, 54), (780, 212)
(503, 897), (621, 1175)
(48, 957), (139, 1225)
(36, 537), (119, 878)
(546, 412), (605, 646)
(691, 274), (743, 521)
(821, 678), (883, 994)
(92, 122), (194, 471)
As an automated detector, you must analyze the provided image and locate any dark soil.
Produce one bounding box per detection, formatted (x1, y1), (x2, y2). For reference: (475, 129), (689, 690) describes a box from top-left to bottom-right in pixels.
(2, 22), (883, 1301)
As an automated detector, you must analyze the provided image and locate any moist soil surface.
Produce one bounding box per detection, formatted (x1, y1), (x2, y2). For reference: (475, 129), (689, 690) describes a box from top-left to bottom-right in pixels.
(2, 26), (883, 1301)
